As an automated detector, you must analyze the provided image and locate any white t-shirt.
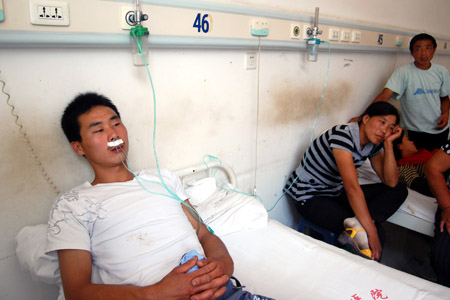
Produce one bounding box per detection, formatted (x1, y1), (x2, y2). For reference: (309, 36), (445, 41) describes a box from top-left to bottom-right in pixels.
(386, 62), (450, 134)
(46, 169), (204, 286)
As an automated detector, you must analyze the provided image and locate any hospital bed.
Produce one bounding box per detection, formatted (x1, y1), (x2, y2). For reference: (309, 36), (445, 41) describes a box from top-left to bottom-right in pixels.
(357, 160), (437, 237)
(15, 161), (450, 300)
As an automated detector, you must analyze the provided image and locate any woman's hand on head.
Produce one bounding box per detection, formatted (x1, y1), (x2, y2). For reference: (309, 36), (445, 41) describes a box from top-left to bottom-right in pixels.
(384, 125), (402, 143)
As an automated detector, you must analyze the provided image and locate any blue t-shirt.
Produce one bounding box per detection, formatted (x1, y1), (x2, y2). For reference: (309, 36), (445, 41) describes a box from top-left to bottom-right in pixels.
(386, 62), (450, 134)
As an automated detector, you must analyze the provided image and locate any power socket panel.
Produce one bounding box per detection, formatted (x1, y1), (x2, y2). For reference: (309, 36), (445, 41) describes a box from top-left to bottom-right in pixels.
(29, 0), (69, 26)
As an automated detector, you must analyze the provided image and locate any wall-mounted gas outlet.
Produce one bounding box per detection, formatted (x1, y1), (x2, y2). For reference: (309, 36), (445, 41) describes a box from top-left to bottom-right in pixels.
(29, 0), (69, 26)
(121, 6), (135, 30)
(302, 26), (311, 40)
(290, 24), (301, 39)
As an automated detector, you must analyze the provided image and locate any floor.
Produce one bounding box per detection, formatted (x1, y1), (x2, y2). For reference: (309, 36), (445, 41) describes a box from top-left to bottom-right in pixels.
(303, 220), (438, 283)
(380, 222), (437, 283)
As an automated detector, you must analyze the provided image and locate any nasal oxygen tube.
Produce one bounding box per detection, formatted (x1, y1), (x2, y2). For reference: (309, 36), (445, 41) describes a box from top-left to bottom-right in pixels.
(123, 3), (330, 217)
(113, 1), (213, 234)
(110, 139), (214, 235)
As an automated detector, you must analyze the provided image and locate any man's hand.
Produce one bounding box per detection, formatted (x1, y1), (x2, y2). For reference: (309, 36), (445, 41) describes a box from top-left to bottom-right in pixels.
(440, 207), (450, 235)
(436, 113), (449, 130)
(155, 256), (228, 300)
(189, 258), (229, 300)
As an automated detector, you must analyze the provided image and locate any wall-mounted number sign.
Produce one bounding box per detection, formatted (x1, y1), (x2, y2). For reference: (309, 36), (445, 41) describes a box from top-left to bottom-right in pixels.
(193, 13), (212, 33)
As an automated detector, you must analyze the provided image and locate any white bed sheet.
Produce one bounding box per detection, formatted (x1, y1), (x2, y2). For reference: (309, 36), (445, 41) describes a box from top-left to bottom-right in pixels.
(357, 160), (437, 236)
(221, 219), (450, 300)
(16, 162), (448, 300)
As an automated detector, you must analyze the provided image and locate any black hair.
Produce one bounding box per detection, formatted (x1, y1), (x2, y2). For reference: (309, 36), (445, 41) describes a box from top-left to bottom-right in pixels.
(359, 102), (400, 125)
(392, 130), (406, 161)
(409, 33), (437, 53)
(61, 92), (121, 142)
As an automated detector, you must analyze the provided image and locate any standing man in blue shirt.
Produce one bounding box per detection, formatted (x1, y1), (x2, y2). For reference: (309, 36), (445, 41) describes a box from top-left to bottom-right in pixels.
(362, 33), (450, 151)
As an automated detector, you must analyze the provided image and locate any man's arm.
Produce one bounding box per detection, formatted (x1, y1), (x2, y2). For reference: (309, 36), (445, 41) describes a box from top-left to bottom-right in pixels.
(372, 88), (394, 103)
(349, 88), (395, 122)
(424, 150), (450, 234)
(436, 96), (450, 129)
(181, 201), (233, 299)
(58, 248), (217, 300)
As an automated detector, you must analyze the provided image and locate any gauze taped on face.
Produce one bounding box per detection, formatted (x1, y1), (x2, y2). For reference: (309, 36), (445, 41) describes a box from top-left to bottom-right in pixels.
(107, 139), (124, 147)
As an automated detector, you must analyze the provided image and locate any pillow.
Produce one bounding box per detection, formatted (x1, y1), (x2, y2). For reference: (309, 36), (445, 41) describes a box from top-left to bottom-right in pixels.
(193, 188), (268, 236)
(15, 224), (61, 285)
(185, 177), (217, 205)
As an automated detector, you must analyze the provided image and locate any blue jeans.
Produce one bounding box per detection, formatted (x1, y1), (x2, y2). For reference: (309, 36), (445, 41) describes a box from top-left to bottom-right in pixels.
(217, 277), (275, 300)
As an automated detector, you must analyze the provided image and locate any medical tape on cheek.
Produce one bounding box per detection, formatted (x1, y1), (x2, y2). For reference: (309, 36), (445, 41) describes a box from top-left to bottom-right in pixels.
(107, 139), (124, 147)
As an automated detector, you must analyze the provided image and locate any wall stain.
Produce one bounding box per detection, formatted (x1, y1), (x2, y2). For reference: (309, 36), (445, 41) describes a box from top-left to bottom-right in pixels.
(262, 79), (352, 126)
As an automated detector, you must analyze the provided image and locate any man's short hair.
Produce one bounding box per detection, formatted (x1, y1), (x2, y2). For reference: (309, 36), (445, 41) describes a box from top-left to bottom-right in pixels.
(409, 33), (437, 53)
(61, 92), (121, 142)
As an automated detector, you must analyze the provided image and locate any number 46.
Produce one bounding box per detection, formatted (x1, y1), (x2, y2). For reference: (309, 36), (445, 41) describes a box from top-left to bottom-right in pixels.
(193, 13), (211, 33)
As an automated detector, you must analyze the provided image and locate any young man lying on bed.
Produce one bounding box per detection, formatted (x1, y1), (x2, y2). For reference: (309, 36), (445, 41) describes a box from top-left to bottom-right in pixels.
(46, 92), (273, 300)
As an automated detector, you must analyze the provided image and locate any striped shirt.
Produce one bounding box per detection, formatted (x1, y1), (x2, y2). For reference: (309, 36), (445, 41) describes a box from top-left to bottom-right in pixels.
(285, 122), (383, 202)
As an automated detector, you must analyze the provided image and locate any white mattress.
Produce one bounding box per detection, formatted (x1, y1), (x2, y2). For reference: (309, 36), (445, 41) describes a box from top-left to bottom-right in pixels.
(15, 164), (447, 300)
(221, 219), (450, 300)
(357, 160), (437, 236)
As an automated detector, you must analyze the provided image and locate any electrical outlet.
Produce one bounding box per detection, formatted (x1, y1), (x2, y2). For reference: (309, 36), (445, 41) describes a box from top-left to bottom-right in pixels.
(341, 30), (351, 42)
(329, 28), (340, 41)
(245, 52), (257, 70)
(29, 0), (69, 26)
(290, 24), (301, 39)
(351, 31), (361, 43)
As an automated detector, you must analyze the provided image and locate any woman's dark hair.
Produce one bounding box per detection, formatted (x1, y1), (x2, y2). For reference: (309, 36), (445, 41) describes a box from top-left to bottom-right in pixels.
(392, 130), (406, 161)
(409, 33), (437, 53)
(61, 92), (121, 142)
(359, 102), (400, 125)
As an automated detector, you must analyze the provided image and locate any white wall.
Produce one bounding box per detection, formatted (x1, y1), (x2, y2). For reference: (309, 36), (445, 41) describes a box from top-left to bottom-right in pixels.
(1, 0), (450, 299)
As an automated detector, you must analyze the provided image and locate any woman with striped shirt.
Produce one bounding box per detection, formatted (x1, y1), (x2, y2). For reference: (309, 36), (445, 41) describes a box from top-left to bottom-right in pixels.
(285, 102), (407, 261)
